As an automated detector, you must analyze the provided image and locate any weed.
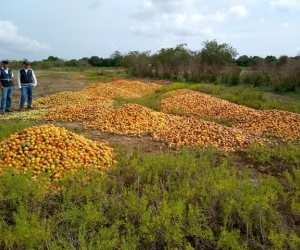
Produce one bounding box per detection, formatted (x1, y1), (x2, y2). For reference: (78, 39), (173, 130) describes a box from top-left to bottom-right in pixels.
(0, 121), (34, 141)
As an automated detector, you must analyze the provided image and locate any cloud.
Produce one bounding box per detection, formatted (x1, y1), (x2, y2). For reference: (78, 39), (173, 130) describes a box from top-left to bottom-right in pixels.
(87, 1), (102, 10)
(226, 5), (249, 19)
(270, 0), (300, 11)
(260, 18), (266, 23)
(0, 20), (49, 54)
(130, 2), (249, 38)
(280, 22), (290, 28)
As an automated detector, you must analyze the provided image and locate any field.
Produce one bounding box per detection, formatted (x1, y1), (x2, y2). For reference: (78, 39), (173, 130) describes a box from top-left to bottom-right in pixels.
(5, 70), (165, 153)
(0, 69), (300, 249)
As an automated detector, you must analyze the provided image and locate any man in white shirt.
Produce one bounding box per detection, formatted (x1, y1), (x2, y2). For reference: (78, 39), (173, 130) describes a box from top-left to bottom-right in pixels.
(17, 60), (37, 111)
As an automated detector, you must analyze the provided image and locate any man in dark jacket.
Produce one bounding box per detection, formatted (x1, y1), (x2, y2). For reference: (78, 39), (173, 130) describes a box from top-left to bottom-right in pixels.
(0, 60), (14, 113)
(17, 60), (37, 110)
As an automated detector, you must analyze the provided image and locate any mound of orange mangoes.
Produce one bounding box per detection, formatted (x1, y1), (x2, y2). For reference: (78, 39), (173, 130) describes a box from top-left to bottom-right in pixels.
(0, 124), (115, 181)
(30, 80), (300, 151)
(162, 89), (300, 140)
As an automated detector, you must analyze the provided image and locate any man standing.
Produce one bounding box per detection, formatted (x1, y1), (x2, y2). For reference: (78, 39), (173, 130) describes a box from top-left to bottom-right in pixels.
(0, 60), (14, 114)
(18, 60), (37, 110)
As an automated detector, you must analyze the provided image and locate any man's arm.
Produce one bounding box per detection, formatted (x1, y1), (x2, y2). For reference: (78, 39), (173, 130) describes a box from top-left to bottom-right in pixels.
(32, 70), (37, 86)
(17, 70), (21, 89)
(0, 72), (3, 90)
(11, 71), (14, 89)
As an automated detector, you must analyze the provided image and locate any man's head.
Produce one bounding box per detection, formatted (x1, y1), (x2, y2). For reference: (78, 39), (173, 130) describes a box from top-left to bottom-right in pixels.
(23, 60), (30, 69)
(2, 60), (9, 69)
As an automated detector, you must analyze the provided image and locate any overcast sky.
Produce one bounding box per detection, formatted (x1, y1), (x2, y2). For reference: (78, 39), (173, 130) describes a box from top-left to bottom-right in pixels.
(1, 0), (299, 61)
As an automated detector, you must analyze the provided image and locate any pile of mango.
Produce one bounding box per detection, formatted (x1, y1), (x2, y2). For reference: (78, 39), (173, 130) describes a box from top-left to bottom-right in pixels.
(80, 79), (161, 99)
(0, 125), (115, 181)
(162, 89), (300, 140)
(25, 80), (300, 150)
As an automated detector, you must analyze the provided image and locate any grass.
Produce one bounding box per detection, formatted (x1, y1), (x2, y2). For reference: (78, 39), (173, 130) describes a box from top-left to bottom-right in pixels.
(243, 140), (300, 175)
(197, 115), (234, 127)
(113, 92), (163, 111)
(0, 121), (34, 140)
(0, 146), (300, 249)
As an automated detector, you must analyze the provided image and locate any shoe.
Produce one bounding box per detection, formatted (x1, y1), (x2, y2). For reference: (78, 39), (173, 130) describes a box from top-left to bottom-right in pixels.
(27, 106), (34, 110)
(5, 109), (12, 112)
(19, 107), (25, 111)
(0, 111), (5, 115)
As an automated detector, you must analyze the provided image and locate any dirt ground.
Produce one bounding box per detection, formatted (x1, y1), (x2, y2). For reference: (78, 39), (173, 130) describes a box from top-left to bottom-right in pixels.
(10, 71), (87, 109)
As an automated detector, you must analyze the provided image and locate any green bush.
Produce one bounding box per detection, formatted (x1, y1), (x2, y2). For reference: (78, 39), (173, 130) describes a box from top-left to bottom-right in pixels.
(0, 147), (299, 249)
(240, 72), (269, 87)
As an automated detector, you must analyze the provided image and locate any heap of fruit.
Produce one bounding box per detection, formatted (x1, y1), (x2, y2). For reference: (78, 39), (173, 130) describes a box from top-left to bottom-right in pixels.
(29, 80), (300, 151)
(83, 103), (258, 151)
(84, 103), (169, 135)
(0, 125), (115, 181)
(80, 79), (161, 98)
(162, 89), (260, 122)
(162, 89), (300, 140)
(234, 110), (300, 140)
(33, 91), (89, 108)
(153, 115), (256, 150)
(46, 98), (114, 122)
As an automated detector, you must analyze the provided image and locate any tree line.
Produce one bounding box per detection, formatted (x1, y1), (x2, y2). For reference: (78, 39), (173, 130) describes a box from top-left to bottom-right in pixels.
(8, 40), (300, 92)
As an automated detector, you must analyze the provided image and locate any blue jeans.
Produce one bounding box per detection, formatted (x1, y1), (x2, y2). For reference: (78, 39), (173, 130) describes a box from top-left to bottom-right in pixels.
(1, 86), (13, 111)
(20, 85), (34, 108)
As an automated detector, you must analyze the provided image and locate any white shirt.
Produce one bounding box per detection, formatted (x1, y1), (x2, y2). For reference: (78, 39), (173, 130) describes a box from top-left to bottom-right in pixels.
(0, 67), (14, 77)
(17, 68), (37, 89)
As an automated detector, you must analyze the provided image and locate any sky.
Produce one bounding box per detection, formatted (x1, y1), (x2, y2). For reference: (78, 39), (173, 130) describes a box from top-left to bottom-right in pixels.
(0, 0), (300, 61)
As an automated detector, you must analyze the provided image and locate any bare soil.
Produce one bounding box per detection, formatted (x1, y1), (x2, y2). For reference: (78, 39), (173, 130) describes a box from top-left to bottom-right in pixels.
(11, 72), (87, 108)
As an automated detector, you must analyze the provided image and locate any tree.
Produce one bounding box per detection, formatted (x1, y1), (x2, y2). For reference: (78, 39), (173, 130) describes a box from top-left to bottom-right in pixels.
(200, 40), (238, 65)
(64, 59), (78, 67)
(122, 51), (151, 77)
(46, 56), (60, 61)
(264, 55), (278, 65)
(152, 44), (191, 78)
(277, 55), (289, 67)
(110, 51), (123, 67)
(192, 40), (239, 82)
(236, 55), (255, 67)
(88, 56), (103, 67)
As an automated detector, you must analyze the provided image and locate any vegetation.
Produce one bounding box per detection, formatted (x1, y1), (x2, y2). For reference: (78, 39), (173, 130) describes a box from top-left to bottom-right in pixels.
(0, 121), (34, 140)
(0, 143), (300, 249)
(7, 40), (300, 93)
